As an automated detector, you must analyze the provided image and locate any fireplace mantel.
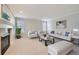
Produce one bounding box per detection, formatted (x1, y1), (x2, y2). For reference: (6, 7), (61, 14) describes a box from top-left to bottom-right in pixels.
(0, 18), (13, 26)
(0, 18), (13, 28)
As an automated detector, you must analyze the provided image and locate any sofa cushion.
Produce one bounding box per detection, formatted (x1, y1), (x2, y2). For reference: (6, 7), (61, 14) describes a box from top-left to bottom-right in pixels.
(51, 31), (55, 34)
(65, 32), (70, 36)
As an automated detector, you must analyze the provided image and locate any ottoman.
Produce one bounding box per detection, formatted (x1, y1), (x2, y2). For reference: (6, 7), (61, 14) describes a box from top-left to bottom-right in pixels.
(48, 41), (74, 55)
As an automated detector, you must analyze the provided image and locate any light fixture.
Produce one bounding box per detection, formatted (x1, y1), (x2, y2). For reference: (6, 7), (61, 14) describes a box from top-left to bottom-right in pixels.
(19, 11), (23, 14)
(73, 29), (79, 32)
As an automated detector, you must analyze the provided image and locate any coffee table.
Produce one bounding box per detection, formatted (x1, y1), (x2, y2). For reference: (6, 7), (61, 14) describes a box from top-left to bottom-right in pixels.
(39, 35), (54, 46)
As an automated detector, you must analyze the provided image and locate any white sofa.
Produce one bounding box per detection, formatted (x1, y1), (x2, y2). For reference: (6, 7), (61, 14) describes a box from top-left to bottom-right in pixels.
(49, 30), (72, 41)
(49, 33), (71, 41)
(28, 31), (38, 38)
(48, 41), (74, 55)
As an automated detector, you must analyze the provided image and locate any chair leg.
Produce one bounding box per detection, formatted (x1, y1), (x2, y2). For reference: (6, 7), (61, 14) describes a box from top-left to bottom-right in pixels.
(53, 38), (55, 44)
(45, 40), (48, 46)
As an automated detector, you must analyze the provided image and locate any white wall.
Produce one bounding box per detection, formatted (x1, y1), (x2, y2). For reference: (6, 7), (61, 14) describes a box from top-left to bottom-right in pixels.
(24, 19), (42, 35)
(51, 13), (79, 32)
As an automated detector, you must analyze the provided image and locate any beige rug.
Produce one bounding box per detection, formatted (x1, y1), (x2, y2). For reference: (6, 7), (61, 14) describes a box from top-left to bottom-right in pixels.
(5, 36), (48, 55)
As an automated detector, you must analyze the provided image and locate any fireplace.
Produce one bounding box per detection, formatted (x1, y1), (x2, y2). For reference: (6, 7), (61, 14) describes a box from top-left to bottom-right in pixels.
(0, 28), (11, 55)
(1, 34), (10, 55)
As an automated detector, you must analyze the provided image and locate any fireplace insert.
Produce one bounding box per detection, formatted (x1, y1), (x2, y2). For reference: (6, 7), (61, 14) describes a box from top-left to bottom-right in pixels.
(1, 34), (10, 55)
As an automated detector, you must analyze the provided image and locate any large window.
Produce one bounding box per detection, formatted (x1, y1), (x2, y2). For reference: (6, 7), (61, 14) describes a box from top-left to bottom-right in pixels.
(16, 18), (25, 33)
(42, 20), (52, 32)
(42, 21), (47, 32)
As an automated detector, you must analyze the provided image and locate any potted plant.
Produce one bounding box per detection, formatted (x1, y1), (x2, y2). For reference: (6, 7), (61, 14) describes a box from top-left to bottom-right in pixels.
(16, 27), (21, 39)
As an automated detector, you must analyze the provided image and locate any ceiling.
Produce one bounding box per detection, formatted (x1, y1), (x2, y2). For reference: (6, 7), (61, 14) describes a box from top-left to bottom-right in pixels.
(9, 4), (79, 20)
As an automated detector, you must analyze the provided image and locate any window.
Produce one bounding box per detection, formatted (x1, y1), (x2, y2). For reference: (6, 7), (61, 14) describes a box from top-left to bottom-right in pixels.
(16, 18), (25, 33)
(42, 20), (52, 32)
(42, 21), (47, 32)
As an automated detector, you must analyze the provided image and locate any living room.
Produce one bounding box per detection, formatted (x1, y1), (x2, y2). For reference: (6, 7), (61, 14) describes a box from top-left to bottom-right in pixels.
(0, 4), (79, 55)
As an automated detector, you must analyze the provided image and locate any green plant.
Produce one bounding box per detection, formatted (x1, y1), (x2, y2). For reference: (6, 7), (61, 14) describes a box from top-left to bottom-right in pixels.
(16, 28), (21, 34)
(16, 27), (21, 39)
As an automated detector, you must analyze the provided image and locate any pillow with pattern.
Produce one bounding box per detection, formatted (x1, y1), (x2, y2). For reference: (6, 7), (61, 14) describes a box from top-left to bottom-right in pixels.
(65, 32), (70, 36)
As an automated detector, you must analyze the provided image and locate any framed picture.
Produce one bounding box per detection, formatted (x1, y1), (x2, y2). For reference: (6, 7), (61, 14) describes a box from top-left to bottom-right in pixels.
(1, 4), (10, 20)
(56, 20), (67, 29)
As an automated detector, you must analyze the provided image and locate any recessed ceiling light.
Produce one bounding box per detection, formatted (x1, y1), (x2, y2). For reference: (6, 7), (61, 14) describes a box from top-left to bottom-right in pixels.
(19, 11), (23, 14)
